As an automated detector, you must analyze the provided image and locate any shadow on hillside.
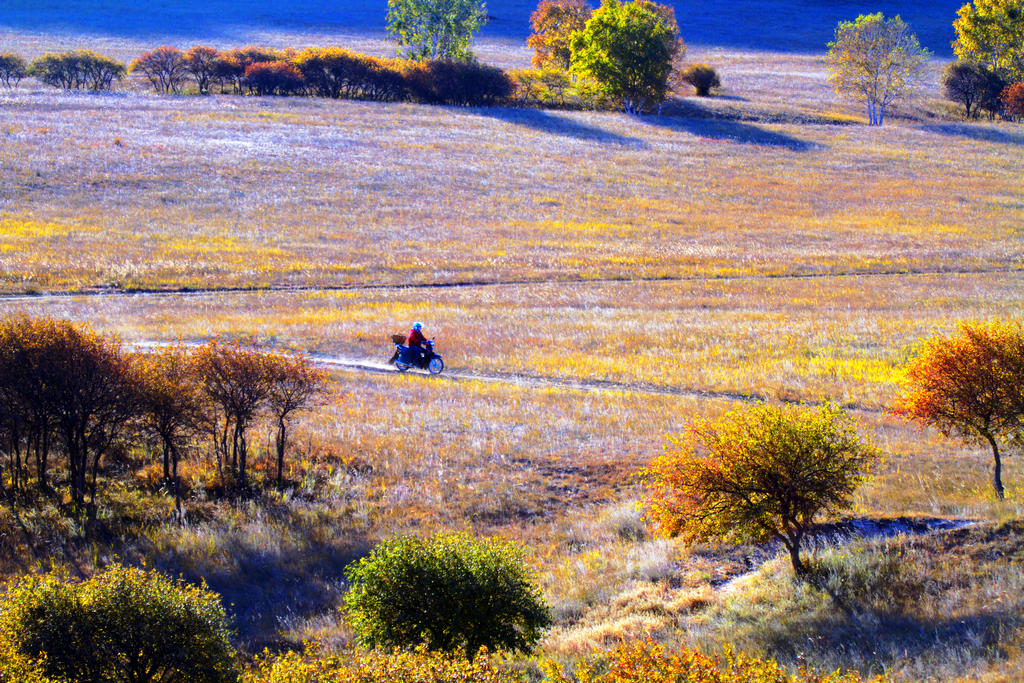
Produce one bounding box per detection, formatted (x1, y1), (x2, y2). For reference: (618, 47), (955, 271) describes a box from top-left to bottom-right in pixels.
(478, 108), (650, 148)
(643, 113), (817, 151)
(145, 507), (370, 651)
(919, 123), (1024, 146)
(761, 609), (1023, 675)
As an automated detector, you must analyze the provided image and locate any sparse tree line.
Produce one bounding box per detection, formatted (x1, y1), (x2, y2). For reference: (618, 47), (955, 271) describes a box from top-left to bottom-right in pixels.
(0, 315), (326, 519)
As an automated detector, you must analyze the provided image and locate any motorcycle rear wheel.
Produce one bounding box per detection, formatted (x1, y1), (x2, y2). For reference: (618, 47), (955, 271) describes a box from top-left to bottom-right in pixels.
(428, 357), (444, 375)
(394, 361), (410, 372)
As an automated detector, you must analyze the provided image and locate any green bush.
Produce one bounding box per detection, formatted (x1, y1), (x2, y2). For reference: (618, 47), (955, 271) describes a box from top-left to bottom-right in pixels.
(403, 60), (514, 106)
(0, 564), (239, 683)
(0, 53), (27, 87)
(343, 533), (551, 655)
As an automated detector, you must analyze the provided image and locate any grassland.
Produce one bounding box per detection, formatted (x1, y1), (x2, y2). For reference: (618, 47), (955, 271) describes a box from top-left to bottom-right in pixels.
(1, 20), (1023, 683)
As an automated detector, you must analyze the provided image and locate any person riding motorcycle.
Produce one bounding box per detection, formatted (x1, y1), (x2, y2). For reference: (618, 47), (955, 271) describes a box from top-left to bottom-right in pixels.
(406, 322), (427, 364)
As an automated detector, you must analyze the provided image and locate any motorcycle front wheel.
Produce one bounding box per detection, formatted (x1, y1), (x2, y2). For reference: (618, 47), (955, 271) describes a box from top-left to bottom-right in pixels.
(428, 357), (444, 375)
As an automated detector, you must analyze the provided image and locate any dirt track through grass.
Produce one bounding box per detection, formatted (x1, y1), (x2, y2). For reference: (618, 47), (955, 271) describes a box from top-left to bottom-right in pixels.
(2, 263), (1019, 303)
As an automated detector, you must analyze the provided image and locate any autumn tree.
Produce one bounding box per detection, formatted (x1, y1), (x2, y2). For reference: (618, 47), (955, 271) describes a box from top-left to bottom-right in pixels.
(243, 61), (304, 96)
(131, 46), (189, 93)
(569, 0), (683, 114)
(265, 351), (327, 484)
(642, 404), (879, 575)
(954, 0), (1024, 83)
(1003, 81), (1024, 119)
(0, 53), (27, 87)
(183, 46), (219, 94)
(942, 60), (1007, 117)
(195, 342), (272, 487)
(894, 321), (1024, 499)
(386, 0), (488, 61)
(826, 13), (930, 126)
(134, 347), (206, 518)
(528, 0), (593, 70)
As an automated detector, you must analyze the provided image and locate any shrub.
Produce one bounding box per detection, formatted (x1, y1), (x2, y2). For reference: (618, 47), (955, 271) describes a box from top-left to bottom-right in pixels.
(0, 53), (27, 87)
(511, 67), (575, 107)
(30, 50), (125, 90)
(131, 46), (189, 93)
(893, 320), (1024, 499)
(291, 48), (407, 101)
(247, 648), (517, 683)
(343, 532), (551, 655)
(1003, 81), (1024, 120)
(0, 565), (239, 683)
(264, 351), (327, 484)
(404, 60), (514, 106)
(548, 639), (882, 683)
(942, 60), (1006, 118)
(678, 63), (720, 96)
(642, 403), (879, 575)
(244, 60), (304, 96)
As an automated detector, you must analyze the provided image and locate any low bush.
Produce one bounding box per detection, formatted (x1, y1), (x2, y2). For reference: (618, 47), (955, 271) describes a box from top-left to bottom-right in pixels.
(548, 639), (883, 682)
(404, 60), (514, 106)
(0, 564), (239, 683)
(678, 63), (721, 97)
(30, 50), (125, 90)
(0, 53), (27, 87)
(343, 532), (551, 655)
(247, 648), (517, 683)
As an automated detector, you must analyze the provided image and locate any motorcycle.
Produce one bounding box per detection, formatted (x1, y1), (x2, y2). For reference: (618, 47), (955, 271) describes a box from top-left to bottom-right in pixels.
(389, 336), (445, 375)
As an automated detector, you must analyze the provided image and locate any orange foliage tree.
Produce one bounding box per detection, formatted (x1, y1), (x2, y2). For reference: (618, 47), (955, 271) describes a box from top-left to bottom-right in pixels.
(893, 321), (1024, 499)
(131, 46), (189, 93)
(134, 347), (207, 517)
(1003, 81), (1024, 120)
(642, 404), (878, 575)
(527, 0), (593, 69)
(183, 46), (219, 94)
(265, 351), (327, 484)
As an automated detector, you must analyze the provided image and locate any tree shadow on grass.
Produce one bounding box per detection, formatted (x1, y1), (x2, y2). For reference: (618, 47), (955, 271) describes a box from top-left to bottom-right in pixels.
(919, 122), (1024, 146)
(475, 107), (650, 148)
(642, 113), (818, 151)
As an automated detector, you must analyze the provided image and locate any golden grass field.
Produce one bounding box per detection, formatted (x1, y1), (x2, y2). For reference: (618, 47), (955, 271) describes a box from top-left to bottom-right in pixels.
(1, 31), (1023, 682)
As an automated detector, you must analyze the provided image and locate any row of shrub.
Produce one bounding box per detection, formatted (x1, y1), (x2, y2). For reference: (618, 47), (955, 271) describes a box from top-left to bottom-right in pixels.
(0, 46), (517, 106)
(0, 315), (326, 518)
(942, 59), (1024, 120)
(0, 44), (723, 110)
(0, 560), (881, 683)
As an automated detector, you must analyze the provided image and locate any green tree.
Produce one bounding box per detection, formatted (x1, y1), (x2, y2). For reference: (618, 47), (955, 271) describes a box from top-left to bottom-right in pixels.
(642, 404), (879, 576)
(0, 565), (239, 683)
(386, 0), (488, 61)
(569, 0), (682, 114)
(954, 0), (1024, 82)
(344, 533), (551, 655)
(826, 13), (930, 126)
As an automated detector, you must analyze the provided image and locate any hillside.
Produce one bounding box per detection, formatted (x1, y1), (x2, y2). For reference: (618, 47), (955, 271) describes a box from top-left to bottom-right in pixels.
(1, 2), (1023, 681)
